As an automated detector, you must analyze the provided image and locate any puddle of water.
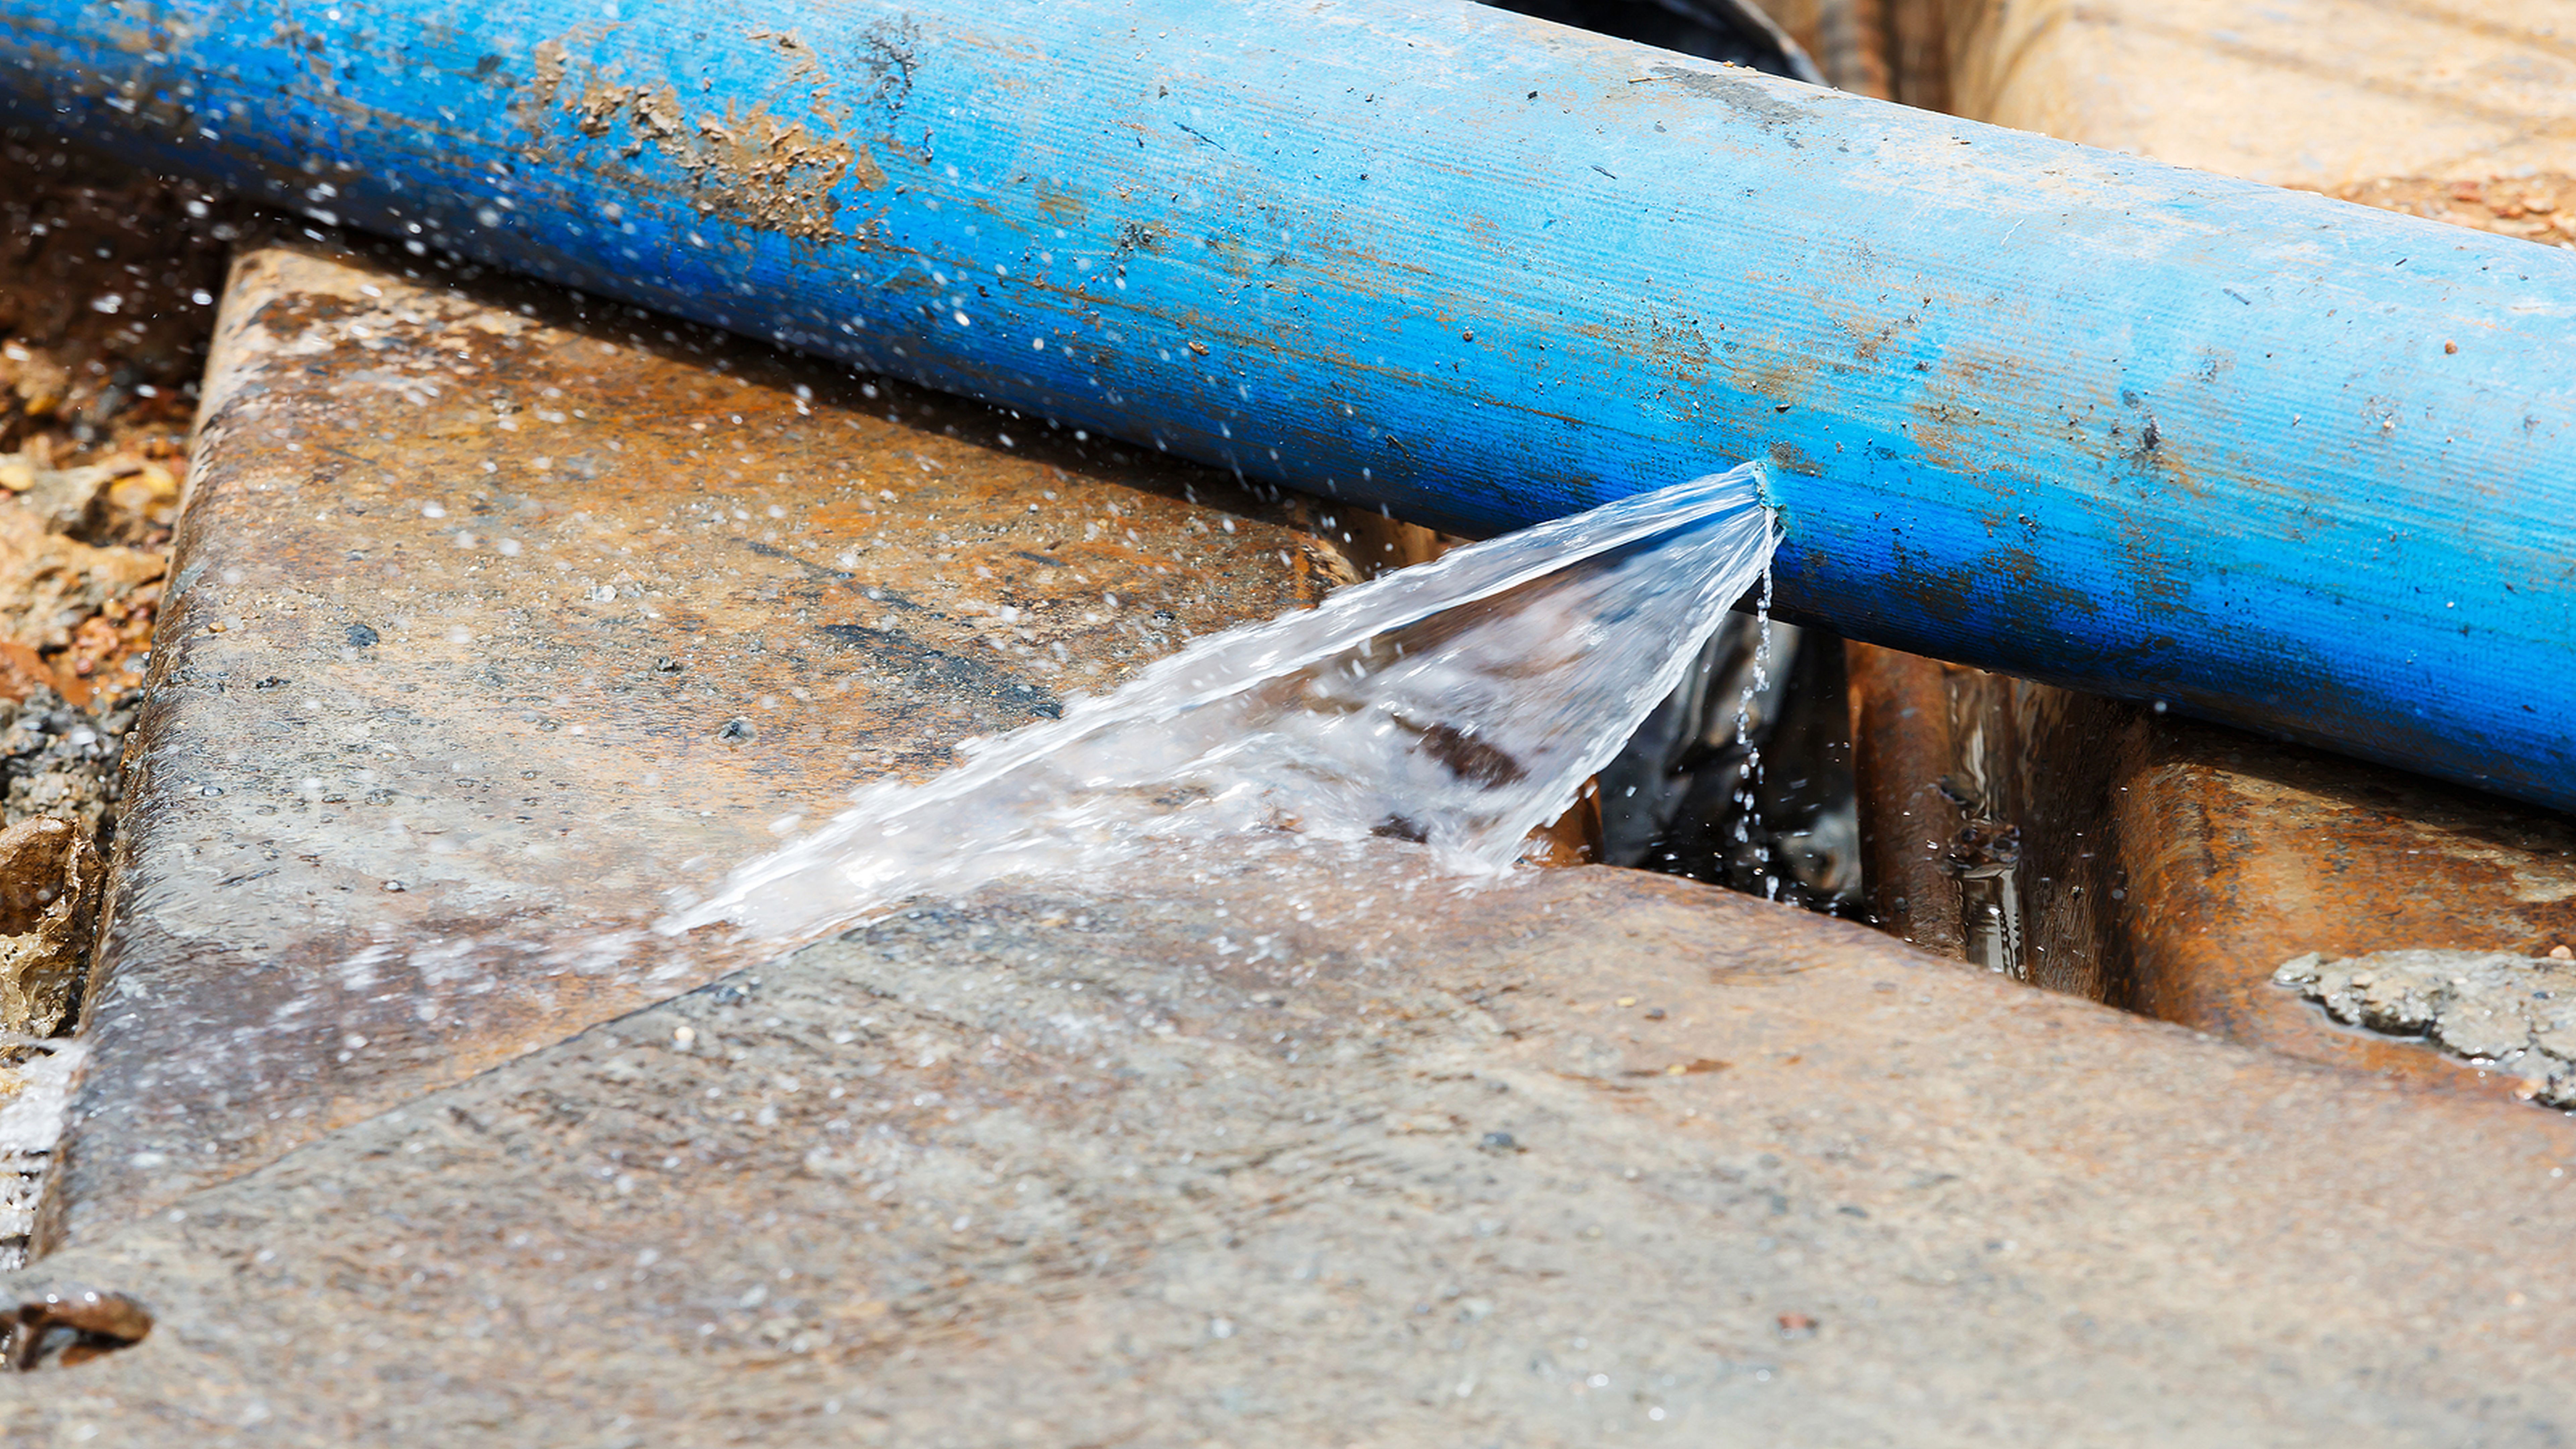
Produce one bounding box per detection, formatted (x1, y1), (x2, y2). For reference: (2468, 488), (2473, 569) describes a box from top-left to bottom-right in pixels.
(668, 465), (1777, 945)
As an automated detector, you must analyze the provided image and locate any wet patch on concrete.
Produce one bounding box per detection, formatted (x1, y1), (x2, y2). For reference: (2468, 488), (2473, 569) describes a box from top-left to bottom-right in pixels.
(815, 623), (1064, 721)
(2276, 948), (2576, 1105)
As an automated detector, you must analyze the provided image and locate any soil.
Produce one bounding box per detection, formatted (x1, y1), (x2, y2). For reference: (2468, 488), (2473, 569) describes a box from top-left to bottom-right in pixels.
(0, 135), (227, 821)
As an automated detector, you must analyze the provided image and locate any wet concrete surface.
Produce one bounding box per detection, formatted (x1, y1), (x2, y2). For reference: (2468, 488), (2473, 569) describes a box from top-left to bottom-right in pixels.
(44, 233), (1364, 1249)
(7, 852), (2576, 1442)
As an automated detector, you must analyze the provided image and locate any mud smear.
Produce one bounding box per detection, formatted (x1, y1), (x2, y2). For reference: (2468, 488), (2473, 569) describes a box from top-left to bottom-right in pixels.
(525, 33), (874, 241)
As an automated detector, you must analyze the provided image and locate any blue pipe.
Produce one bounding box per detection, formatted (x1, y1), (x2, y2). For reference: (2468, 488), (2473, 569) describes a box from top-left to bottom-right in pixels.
(8, 0), (2574, 808)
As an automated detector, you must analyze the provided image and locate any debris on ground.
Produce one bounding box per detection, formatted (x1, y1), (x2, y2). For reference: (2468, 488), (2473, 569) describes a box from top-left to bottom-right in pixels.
(0, 816), (103, 1038)
(0, 688), (143, 840)
(0, 441), (182, 543)
(0, 136), (230, 1228)
(0, 501), (162, 692)
(2275, 949), (2576, 1105)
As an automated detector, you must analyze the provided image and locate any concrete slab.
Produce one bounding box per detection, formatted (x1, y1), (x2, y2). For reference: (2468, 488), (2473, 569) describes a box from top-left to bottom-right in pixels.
(46, 234), (1365, 1249)
(5, 853), (2574, 1442)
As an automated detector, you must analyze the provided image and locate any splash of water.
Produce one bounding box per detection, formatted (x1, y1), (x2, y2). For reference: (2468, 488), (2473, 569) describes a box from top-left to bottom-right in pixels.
(0, 1039), (84, 1267)
(1734, 556), (1779, 899)
(666, 464), (1778, 945)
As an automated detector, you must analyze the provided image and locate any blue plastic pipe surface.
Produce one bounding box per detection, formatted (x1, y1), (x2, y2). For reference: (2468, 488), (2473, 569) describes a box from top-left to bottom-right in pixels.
(6, 0), (2573, 807)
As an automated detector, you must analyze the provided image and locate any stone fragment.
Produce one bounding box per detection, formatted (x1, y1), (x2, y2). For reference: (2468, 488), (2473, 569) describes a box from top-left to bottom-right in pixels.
(0, 476), (169, 703)
(0, 645), (51, 707)
(0, 447), (180, 544)
(0, 353), (68, 429)
(0, 452), (111, 533)
(0, 817), (100, 1037)
(0, 689), (135, 837)
(0, 1285), (148, 1371)
(2276, 949), (2576, 1104)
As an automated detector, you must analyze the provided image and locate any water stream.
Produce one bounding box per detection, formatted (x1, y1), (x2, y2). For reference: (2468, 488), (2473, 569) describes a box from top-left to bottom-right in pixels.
(0, 466), (1773, 1272)
(666, 464), (1778, 945)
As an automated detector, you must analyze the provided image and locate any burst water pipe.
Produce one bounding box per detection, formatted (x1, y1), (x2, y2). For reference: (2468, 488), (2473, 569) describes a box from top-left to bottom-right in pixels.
(7, 0), (2573, 809)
